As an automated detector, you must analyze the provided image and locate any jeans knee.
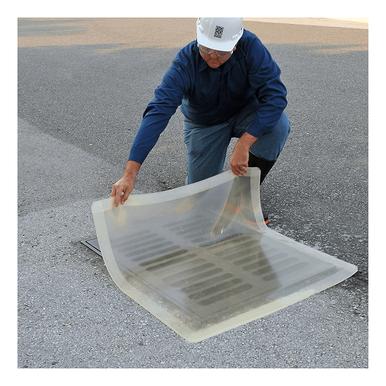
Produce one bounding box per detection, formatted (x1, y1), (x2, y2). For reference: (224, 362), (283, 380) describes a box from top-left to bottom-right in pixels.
(279, 112), (291, 136)
(249, 112), (291, 161)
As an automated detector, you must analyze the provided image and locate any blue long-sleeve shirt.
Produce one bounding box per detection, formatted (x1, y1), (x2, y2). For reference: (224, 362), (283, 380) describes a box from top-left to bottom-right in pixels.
(129, 29), (287, 164)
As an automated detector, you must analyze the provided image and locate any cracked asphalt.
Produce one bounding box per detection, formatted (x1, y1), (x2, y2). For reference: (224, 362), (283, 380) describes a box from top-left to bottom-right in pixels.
(18, 18), (368, 368)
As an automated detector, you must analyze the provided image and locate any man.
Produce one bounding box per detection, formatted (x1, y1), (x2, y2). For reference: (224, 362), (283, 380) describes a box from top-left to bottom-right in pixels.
(111, 18), (290, 221)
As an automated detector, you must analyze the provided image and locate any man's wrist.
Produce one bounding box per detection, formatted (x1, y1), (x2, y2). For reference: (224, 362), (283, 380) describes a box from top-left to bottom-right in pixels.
(238, 132), (257, 149)
(124, 160), (141, 178)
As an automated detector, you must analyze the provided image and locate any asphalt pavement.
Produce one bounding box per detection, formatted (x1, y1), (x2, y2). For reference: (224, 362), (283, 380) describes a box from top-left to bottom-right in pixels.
(18, 18), (368, 368)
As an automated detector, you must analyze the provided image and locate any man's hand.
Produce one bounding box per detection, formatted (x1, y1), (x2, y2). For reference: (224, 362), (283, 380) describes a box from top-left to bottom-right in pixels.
(230, 133), (257, 176)
(111, 161), (141, 207)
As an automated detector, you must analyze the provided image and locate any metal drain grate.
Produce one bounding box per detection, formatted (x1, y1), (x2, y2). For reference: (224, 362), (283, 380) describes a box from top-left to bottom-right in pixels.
(81, 238), (101, 256)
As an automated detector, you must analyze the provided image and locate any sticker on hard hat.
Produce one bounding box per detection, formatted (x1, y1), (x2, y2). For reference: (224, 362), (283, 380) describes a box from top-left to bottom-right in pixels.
(214, 25), (224, 39)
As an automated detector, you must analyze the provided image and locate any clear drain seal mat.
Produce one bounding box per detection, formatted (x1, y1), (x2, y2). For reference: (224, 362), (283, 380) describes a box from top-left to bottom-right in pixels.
(91, 168), (357, 342)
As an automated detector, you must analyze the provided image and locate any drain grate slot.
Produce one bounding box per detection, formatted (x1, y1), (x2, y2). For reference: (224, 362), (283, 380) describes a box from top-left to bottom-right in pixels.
(81, 238), (101, 256)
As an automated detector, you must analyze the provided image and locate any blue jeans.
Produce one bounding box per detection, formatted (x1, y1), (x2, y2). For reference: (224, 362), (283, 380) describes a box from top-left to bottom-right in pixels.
(183, 100), (291, 184)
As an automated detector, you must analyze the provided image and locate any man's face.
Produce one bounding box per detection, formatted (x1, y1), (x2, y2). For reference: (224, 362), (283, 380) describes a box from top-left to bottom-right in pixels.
(198, 44), (235, 69)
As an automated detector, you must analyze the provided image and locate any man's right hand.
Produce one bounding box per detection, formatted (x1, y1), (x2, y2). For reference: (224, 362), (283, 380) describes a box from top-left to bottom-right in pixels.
(111, 161), (141, 207)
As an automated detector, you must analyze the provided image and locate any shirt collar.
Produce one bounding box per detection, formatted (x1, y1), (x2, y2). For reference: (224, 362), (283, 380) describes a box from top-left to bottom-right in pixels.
(199, 57), (208, 72)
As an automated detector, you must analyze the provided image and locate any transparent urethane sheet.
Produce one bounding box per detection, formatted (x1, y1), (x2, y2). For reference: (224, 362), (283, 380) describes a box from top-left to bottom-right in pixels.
(91, 168), (357, 343)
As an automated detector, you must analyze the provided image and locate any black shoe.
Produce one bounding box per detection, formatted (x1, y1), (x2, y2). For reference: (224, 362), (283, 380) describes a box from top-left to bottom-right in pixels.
(248, 153), (276, 184)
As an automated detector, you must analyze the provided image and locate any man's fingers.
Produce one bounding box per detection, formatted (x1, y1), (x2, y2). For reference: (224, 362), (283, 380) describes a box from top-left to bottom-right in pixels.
(114, 192), (122, 207)
(122, 188), (131, 204)
(112, 185), (125, 206)
(231, 163), (248, 176)
(231, 165), (240, 176)
(118, 189), (125, 205)
(114, 189), (124, 205)
(112, 190), (124, 207)
(111, 173), (137, 207)
(240, 165), (248, 175)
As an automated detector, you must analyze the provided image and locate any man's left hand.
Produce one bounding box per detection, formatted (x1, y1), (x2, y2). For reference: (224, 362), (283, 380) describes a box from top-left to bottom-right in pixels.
(230, 133), (257, 176)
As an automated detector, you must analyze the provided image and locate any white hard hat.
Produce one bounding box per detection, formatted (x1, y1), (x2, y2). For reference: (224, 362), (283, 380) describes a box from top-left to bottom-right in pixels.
(196, 17), (244, 52)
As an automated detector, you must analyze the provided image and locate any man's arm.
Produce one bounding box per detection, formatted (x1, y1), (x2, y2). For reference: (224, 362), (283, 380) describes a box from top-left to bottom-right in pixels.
(229, 36), (287, 177)
(128, 61), (188, 164)
(111, 56), (190, 206)
(245, 36), (288, 138)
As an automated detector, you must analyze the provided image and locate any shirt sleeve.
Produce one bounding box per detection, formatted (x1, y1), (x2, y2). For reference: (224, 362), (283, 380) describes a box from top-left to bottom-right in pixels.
(128, 57), (189, 164)
(245, 37), (288, 138)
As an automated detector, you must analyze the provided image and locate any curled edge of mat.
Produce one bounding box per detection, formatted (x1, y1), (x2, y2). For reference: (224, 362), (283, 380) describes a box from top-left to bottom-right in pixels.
(92, 169), (258, 213)
(91, 169), (358, 343)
